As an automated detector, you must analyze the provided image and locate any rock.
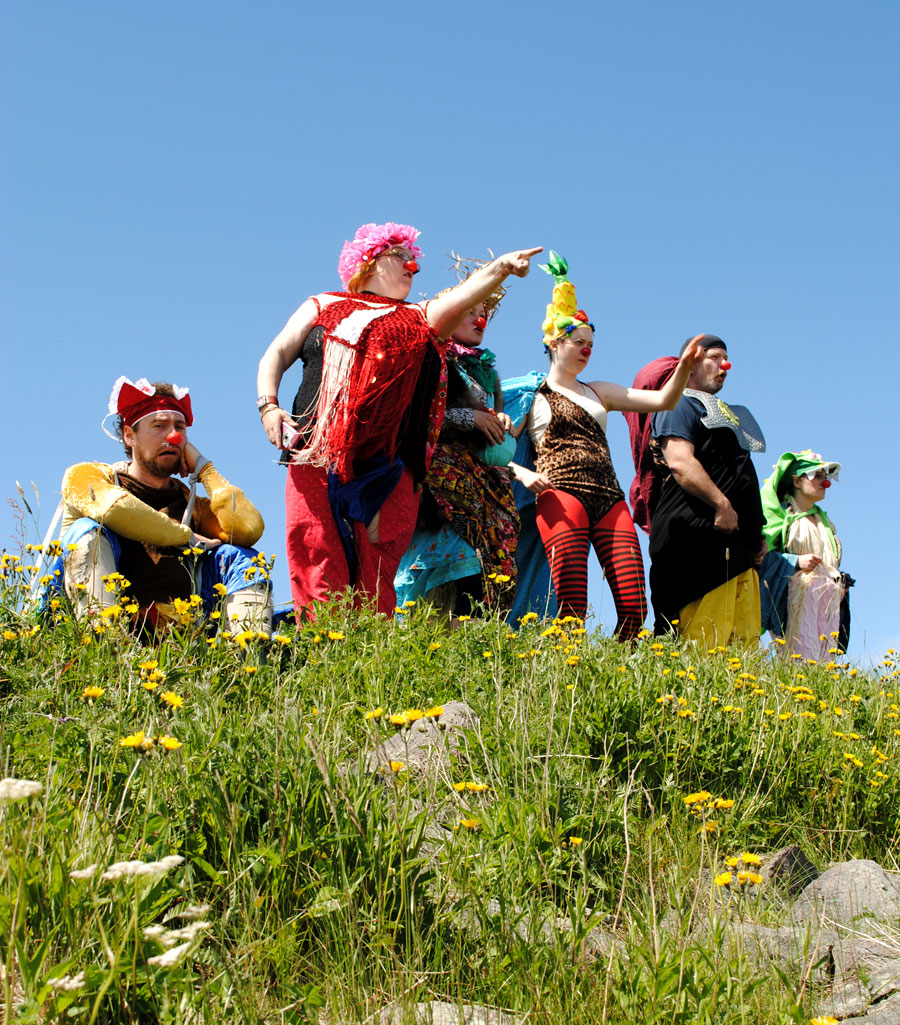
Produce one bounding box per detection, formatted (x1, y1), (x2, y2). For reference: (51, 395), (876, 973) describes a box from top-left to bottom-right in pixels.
(761, 845), (819, 896)
(791, 860), (900, 928)
(376, 1001), (523, 1024)
(837, 990), (900, 1024)
(730, 922), (837, 978)
(362, 701), (481, 779)
(815, 934), (900, 1020)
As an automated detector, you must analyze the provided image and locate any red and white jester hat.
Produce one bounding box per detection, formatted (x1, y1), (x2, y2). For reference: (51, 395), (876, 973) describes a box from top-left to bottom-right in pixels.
(108, 377), (193, 428)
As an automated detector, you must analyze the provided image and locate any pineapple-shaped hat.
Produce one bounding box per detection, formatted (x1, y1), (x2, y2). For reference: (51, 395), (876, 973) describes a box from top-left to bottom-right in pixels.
(540, 251), (594, 343)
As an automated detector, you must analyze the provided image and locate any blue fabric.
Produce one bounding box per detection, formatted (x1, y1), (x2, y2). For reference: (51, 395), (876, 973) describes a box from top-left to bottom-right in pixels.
(758, 549), (798, 636)
(327, 457), (404, 585)
(500, 373), (557, 624)
(394, 523), (482, 605)
(651, 395), (704, 442)
(39, 517), (123, 608)
(43, 517), (265, 617)
(502, 371), (545, 431)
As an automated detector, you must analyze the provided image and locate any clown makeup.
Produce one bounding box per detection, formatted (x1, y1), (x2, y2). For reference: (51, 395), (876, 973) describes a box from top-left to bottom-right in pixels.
(452, 303), (489, 347)
(124, 411), (188, 482)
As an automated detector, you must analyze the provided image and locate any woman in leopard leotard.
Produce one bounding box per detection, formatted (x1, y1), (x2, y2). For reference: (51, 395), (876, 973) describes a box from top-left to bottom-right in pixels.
(509, 252), (704, 639)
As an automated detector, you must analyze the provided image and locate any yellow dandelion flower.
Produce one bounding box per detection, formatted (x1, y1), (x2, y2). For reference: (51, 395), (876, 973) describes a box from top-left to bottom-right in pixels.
(425, 705), (444, 718)
(158, 736), (182, 751)
(403, 708), (425, 723)
(388, 713), (409, 726)
(520, 611), (538, 623)
(739, 852), (762, 866)
(213, 582), (227, 596)
(427, 642), (441, 651)
(364, 707), (384, 720)
(244, 666), (258, 675)
(142, 679), (159, 691)
(327, 630), (344, 641)
(637, 628), (651, 639)
(683, 791), (712, 806)
(724, 856), (740, 868)
(137, 659), (158, 670)
(452, 782), (467, 792)
(482, 651), (493, 658)
(714, 872), (732, 887)
(713, 798), (734, 809)
(778, 712), (792, 721)
(459, 818), (480, 830)
(465, 782), (489, 792)
(160, 691), (184, 710)
(82, 685), (105, 699)
(388, 761), (405, 773)
(566, 656), (580, 666)
(120, 731), (146, 748)
(700, 821), (718, 833)
(568, 836), (583, 845)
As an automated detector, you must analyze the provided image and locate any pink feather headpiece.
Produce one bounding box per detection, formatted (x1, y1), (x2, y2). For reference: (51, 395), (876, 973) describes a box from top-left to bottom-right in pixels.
(337, 222), (422, 288)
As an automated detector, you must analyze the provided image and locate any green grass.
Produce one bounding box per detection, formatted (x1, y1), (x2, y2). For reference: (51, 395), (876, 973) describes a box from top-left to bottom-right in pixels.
(1, 544), (899, 1024)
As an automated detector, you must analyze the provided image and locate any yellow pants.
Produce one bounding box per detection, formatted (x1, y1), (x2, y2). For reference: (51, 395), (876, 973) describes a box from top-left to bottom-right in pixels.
(678, 568), (760, 648)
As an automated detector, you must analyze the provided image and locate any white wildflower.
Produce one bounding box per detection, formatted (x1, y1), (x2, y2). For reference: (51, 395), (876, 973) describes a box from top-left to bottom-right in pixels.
(69, 864), (98, 881)
(147, 941), (192, 968)
(101, 854), (184, 881)
(0, 778), (43, 803)
(141, 925), (167, 939)
(163, 921), (212, 943)
(179, 903), (210, 920)
(48, 971), (86, 992)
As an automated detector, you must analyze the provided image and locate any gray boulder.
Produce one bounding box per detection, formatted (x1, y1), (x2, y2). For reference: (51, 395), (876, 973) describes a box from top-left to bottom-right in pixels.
(362, 701), (480, 779)
(792, 860), (900, 928)
(761, 845), (819, 896)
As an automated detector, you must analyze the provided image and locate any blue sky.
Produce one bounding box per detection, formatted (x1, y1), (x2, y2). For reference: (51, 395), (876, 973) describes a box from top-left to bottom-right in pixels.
(3, 2), (898, 660)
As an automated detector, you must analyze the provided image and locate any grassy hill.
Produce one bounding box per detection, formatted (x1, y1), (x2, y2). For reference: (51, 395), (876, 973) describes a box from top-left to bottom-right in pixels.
(1, 552), (899, 1023)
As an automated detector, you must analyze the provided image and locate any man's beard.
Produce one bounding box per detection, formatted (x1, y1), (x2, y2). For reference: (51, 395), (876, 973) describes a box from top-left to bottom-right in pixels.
(136, 450), (180, 480)
(695, 375), (724, 395)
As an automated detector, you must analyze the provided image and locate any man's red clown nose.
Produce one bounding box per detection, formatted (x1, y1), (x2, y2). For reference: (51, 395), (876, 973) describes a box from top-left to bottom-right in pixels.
(166, 431), (183, 446)
(822, 479), (832, 489)
(474, 316), (487, 330)
(720, 360), (732, 371)
(403, 260), (419, 273)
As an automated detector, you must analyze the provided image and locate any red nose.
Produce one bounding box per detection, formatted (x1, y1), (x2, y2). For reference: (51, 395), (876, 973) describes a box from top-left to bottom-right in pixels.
(581, 348), (592, 358)
(403, 260), (419, 274)
(822, 479), (832, 489)
(720, 360), (732, 371)
(474, 316), (487, 330)
(166, 431), (183, 446)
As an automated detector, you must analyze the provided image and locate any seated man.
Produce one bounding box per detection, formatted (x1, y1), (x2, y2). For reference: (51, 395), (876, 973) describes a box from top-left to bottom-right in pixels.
(55, 376), (271, 634)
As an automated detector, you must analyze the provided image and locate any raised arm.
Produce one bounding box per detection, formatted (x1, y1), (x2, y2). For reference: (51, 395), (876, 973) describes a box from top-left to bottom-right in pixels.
(659, 436), (738, 532)
(424, 248), (542, 339)
(256, 298), (319, 449)
(592, 336), (705, 413)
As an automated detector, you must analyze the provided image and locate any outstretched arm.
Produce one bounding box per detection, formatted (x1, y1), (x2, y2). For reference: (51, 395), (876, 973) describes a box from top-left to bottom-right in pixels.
(592, 336), (706, 413)
(659, 436), (738, 532)
(424, 248), (542, 339)
(256, 298), (319, 449)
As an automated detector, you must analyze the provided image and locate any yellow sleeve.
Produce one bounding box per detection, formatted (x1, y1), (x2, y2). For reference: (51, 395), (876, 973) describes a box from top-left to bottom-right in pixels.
(61, 463), (192, 547)
(192, 463), (265, 547)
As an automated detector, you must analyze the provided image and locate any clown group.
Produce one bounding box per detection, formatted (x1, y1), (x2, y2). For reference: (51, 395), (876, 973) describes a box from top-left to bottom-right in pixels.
(49, 222), (850, 655)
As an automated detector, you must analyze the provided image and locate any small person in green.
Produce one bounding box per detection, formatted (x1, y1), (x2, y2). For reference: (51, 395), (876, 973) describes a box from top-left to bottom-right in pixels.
(759, 450), (851, 657)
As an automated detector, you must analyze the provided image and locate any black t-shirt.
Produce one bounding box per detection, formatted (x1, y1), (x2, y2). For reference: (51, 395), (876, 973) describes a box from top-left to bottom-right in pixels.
(648, 396), (764, 630)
